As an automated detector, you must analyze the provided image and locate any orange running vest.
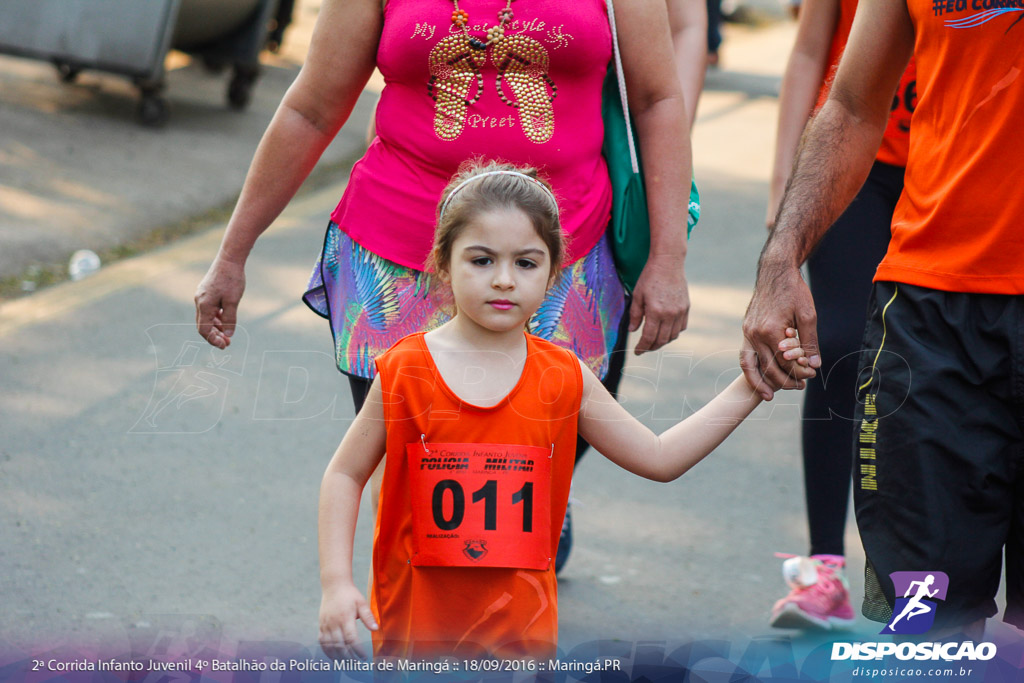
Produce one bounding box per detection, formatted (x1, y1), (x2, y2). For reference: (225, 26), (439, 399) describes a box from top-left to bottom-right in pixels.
(371, 332), (581, 658)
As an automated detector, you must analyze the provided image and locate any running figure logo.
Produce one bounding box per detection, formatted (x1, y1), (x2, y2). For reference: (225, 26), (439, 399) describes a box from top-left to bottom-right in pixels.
(883, 571), (950, 635)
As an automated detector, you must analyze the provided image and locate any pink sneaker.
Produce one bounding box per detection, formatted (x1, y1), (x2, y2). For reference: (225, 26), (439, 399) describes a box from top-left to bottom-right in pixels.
(770, 554), (856, 630)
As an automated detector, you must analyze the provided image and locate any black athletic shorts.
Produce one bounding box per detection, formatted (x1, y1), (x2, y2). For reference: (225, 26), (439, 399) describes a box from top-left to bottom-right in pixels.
(853, 281), (1024, 630)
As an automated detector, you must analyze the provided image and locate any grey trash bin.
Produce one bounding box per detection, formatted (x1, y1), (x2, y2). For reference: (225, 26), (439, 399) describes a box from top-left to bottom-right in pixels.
(0, 0), (280, 126)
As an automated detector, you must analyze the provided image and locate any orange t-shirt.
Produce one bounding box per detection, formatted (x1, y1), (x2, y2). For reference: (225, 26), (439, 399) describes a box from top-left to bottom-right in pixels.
(874, 1), (1024, 293)
(817, 0), (917, 167)
(371, 332), (581, 659)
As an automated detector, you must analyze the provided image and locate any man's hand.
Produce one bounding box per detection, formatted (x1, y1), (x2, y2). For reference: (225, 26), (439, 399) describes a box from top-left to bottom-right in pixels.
(629, 254), (690, 355)
(194, 258), (246, 350)
(740, 260), (820, 400)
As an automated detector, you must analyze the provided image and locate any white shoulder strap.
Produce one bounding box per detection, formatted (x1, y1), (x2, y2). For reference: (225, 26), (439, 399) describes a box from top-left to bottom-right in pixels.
(606, 0), (640, 174)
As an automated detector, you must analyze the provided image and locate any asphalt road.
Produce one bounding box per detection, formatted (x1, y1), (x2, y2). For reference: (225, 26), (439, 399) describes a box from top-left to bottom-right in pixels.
(0, 18), (838, 642)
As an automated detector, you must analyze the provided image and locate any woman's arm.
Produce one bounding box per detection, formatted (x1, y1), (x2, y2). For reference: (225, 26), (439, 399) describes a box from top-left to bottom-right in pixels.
(666, 0), (708, 129)
(766, 0), (840, 228)
(194, 0), (383, 349)
(615, 0), (694, 356)
(318, 377), (387, 660)
(577, 357), (763, 482)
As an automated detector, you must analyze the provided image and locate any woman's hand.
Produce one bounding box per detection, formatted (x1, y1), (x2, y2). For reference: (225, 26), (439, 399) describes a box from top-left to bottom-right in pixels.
(615, 0), (694, 355)
(629, 253), (690, 354)
(192, 0), (383, 352)
(319, 582), (378, 661)
(194, 257), (245, 349)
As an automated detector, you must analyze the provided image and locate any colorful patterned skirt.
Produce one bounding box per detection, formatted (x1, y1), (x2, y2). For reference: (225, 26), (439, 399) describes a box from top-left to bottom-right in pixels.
(303, 223), (626, 380)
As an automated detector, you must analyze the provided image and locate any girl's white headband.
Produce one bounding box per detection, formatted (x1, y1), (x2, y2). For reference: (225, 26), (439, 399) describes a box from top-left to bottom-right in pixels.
(438, 170), (559, 219)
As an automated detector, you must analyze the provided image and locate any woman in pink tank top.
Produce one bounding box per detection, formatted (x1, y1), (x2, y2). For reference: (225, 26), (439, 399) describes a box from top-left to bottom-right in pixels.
(194, 0), (694, 575)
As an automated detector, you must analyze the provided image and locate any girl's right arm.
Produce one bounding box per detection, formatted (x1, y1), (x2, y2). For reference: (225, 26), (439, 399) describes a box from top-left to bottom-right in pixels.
(766, 0), (840, 228)
(318, 377), (387, 660)
(195, 0), (384, 349)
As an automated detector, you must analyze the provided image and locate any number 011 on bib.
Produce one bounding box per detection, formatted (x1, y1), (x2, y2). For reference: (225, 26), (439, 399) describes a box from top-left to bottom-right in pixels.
(406, 442), (553, 570)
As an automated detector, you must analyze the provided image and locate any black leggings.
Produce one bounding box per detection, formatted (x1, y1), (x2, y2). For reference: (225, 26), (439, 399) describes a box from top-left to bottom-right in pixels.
(347, 299), (632, 467)
(802, 160), (904, 557)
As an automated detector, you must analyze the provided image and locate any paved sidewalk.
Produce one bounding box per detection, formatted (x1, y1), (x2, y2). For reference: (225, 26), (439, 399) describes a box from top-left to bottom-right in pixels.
(0, 0), (377, 292)
(4, 11), (1023, 680)
(2, 13), (868, 644)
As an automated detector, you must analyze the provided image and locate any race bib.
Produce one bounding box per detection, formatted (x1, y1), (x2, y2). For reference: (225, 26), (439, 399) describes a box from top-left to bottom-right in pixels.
(406, 441), (552, 570)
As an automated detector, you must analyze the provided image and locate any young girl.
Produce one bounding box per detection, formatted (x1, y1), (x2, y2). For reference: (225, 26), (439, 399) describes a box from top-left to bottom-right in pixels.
(317, 162), (811, 661)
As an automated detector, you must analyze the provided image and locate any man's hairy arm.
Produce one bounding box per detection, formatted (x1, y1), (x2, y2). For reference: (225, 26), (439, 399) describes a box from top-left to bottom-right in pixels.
(741, 0), (914, 399)
(764, 102), (882, 268)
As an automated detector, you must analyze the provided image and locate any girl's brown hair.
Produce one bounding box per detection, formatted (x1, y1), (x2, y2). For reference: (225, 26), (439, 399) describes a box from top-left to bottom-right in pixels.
(427, 160), (566, 280)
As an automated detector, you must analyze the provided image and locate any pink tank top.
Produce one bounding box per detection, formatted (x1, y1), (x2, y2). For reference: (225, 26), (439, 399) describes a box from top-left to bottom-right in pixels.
(330, 0), (613, 269)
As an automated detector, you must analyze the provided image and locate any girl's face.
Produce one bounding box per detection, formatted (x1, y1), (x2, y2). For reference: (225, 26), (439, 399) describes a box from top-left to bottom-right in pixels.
(441, 208), (553, 335)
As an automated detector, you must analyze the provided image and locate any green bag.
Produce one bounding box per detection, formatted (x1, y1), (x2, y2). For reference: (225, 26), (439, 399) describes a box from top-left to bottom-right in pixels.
(603, 0), (700, 292)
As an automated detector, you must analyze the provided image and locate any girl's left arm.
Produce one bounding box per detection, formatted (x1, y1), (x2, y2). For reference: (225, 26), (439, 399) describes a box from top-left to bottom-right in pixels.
(616, 0), (694, 356)
(577, 359), (762, 482)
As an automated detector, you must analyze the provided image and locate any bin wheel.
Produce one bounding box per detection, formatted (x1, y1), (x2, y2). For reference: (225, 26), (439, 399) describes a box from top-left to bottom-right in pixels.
(56, 62), (82, 83)
(138, 95), (169, 127)
(227, 67), (258, 111)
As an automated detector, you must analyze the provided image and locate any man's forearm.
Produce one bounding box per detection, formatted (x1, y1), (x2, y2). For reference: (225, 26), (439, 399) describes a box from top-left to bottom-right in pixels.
(762, 96), (885, 271)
